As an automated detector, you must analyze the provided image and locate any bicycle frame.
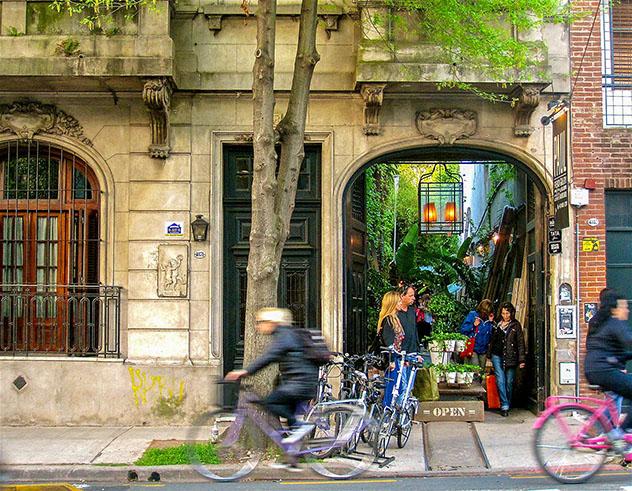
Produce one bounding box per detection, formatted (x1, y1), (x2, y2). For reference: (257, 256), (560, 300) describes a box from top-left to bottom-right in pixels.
(533, 393), (624, 451)
(231, 391), (370, 458)
(388, 351), (420, 413)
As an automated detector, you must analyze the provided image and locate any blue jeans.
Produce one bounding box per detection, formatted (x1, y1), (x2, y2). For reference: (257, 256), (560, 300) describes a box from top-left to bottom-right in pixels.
(383, 359), (410, 408)
(492, 354), (516, 411)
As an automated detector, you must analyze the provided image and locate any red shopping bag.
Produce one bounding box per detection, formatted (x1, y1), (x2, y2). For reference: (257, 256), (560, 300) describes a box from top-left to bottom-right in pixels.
(486, 374), (501, 409)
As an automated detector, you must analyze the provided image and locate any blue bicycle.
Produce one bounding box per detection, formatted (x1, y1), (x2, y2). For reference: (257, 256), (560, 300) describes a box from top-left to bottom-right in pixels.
(373, 347), (422, 457)
(187, 380), (375, 481)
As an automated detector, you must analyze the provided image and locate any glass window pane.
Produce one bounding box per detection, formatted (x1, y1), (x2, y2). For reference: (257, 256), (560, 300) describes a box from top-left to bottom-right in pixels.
(73, 167), (92, 200)
(3, 156), (59, 200)
(37, 244), (46, 266)
(37, 218), (48, 241)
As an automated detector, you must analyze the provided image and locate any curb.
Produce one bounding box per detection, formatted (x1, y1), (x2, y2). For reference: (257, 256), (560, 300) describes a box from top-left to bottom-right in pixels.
(0, 464), (547, 484)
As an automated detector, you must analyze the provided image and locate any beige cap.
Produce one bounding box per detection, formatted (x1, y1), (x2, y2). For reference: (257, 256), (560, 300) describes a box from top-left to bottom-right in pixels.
(255, 307), (293, 324)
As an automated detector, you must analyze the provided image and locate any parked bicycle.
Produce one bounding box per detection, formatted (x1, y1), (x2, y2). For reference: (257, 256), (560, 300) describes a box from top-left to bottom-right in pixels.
(533, 384), (631, 483)
(374, 347), (422, 457)
(187, 380), (376, 481)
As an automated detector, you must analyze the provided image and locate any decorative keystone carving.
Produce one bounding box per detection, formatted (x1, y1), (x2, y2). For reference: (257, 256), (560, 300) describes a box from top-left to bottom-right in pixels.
(142, 78), (172, 159)
(158, 244), (188, 298)
(512, 86), (540, 137)
(415, 109), (477, 145)
(206, 14), (222, 35)
(0, 100), (92, 146)
(361, 84), (386, 136)
(320, 15), (340, 39)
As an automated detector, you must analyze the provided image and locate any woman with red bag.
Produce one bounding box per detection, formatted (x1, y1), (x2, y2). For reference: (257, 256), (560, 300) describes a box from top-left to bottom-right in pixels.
(460, 299), (494, 374)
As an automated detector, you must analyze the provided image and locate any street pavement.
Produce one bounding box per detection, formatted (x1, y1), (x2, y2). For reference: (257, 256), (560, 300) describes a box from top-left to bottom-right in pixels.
(0, 409), (616, 487)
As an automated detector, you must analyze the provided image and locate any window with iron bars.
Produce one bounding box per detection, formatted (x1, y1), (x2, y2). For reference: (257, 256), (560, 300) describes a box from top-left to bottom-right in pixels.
(602, 0), (632, 126)
(0, 140), (120, 357)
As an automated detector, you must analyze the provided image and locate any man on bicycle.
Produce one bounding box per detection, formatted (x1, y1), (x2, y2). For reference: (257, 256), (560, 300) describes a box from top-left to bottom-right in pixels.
(225, 307), (318, 444)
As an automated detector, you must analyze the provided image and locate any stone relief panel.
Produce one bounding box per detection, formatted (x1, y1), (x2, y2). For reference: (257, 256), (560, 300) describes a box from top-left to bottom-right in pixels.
(0, 100), (93, 146)
(415, 109), (477, 145)
(158, 244), (188, 298)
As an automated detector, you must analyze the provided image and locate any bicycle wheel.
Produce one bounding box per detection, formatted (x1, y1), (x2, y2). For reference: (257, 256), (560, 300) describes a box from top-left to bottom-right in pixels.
(397, 406), (414, 448)
(534, 405), (607, 484)
(308, 404), (375, 479)
(187, 409), (265, 482)
(373, 407), (395, 458)
(361, 404), (382, 445)
(303, 403), (341, 459)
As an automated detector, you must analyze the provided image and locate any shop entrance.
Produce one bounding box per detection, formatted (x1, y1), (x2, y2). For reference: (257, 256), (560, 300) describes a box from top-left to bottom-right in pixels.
(342, 146), (550, 412)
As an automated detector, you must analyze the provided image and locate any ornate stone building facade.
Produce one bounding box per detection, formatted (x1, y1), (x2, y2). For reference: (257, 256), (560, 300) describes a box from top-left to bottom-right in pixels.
(0, 0), (573, 423)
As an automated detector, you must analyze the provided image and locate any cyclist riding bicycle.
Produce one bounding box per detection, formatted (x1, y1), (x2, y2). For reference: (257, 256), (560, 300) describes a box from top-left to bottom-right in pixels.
(585, 288), (632, 452)
(225, 307), (317, 445)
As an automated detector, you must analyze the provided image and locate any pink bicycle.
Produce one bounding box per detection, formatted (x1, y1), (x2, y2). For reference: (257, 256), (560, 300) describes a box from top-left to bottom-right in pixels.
(533, 384), (631, 483)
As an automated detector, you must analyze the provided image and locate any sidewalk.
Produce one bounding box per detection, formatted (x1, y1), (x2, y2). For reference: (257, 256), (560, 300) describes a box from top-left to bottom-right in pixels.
(0, 409), (539, 483)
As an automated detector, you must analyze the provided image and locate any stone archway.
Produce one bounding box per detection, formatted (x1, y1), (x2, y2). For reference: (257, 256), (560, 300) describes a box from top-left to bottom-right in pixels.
(322, 137), (554, 409)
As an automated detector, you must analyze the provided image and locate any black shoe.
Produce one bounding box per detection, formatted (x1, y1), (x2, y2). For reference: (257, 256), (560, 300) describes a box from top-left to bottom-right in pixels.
(500, 409), (509, 417)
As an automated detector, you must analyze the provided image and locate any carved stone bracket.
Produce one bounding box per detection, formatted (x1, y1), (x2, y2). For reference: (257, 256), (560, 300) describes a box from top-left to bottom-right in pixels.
(206, 14), (222, 35)
(143, 78), (173, 159)
(512, 86), (540, 137)
(0, 100), (93, 146)
(320, 15), (340, 39)
(415, 109), (477, 145)
(361, 84), (386, 136)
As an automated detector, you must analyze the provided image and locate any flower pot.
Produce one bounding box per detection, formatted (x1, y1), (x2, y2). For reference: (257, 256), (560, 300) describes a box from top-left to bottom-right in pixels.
(456, 340), (466, 352)
(438, 372), (446, 383)
(430, 350), (442, 365)
(446, 371), (457, 384)
(456, 372), (467, 384)
(464, 372), (474, 384)
(445, 340), (456, 352)
(428, 340), (443, 352)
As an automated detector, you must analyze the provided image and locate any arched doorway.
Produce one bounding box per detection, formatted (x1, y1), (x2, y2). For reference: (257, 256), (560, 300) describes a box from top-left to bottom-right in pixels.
(341, 144), (551, 411)
(0, 140), (105, 355)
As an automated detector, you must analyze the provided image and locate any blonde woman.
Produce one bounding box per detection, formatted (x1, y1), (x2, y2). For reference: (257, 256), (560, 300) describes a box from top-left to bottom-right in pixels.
(378, 290), (408, 408)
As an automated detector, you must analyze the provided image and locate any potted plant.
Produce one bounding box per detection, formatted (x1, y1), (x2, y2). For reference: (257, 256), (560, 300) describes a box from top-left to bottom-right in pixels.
(432, 364), (446, 383)
(456, 364), (467, 384)
(454, 333), (468, 353)
(445, 363), (458, 384)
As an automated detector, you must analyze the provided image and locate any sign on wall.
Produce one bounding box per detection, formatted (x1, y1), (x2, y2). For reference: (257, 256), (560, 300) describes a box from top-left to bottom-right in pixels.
(552, 113), (569, 230)
(582, 237), (600, 252)
(559, 362), (576, 385)
(584, 302), (598, 324)
(165, 221), (184, 237)
(556, 305), (577, 339)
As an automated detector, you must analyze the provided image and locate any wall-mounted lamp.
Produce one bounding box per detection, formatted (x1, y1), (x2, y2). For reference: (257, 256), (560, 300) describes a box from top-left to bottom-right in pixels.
(191, 214), (209, 242)
(541, 99), (569, 126)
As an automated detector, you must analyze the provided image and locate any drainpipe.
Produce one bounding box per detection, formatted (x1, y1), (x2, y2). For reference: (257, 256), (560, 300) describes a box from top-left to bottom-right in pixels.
(575, 214), (581, 398)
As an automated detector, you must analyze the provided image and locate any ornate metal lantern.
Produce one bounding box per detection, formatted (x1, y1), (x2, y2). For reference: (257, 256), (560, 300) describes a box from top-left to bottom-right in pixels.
(191, 214), (210, 241)
(418, 163), (463, 234)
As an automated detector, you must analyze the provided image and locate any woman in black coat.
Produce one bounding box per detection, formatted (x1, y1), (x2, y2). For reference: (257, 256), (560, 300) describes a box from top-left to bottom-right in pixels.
(488, 301), (525, 416)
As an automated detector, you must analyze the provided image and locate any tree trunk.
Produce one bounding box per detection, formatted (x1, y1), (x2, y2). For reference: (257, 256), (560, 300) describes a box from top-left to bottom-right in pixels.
(243, 0), (320, 394)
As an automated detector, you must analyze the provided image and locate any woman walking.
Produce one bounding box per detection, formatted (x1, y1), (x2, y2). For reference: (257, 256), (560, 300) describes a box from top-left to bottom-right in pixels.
(460, 298), (495, 374)
(377, 290), (408, 408)
(488, 301), (525, 416)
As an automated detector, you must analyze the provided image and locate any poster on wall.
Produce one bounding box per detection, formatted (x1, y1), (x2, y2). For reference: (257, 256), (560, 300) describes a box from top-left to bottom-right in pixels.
(556, 305), (577, 339)
(584, 303), (598, 324)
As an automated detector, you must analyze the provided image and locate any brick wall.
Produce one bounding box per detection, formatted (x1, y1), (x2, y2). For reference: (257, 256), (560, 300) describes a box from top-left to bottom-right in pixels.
(571, 0), (632, 394)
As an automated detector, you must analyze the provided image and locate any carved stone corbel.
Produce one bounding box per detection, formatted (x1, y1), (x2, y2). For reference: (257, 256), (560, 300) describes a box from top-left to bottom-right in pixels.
(206, 14), (222, 35)
(415, 109), (477, 145)
(512, 86), (540, 137)
(142, 78), (172, 159)
(320, 15), (339, 39)
(361, 84), (386, 136)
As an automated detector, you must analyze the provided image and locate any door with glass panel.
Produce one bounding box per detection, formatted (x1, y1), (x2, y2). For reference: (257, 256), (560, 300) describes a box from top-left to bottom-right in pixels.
(0, 141), (100, 354)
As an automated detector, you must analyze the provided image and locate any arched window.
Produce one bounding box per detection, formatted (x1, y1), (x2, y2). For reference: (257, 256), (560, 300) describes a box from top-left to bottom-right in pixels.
(0, 140), (113, 355)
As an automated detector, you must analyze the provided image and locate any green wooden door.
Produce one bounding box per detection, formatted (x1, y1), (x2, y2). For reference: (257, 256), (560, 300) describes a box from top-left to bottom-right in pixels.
(606, 191), (632, 305)
(222, 145), (321, 373)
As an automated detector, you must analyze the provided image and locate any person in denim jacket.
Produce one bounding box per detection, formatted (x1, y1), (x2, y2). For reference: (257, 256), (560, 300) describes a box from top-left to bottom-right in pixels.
(460, 299), (494, 373)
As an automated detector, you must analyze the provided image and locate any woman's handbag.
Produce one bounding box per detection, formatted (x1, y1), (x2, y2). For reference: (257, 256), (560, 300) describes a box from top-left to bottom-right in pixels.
(486, 373), (501, 409)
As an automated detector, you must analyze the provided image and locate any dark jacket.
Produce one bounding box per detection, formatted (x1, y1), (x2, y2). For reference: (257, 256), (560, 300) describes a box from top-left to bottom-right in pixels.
(585, 317), (632, 374)
(396, 307), (420, 353)
(381, 317), (404, 349)
(245, 324), (318, 397)
(488, 319), (526, 368)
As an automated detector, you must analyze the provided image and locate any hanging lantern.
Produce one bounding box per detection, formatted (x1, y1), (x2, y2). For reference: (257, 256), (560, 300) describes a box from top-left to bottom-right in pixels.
(418, 163), (464, 234)
(445, 202), (457, 222)
(423, 203), (437, 222)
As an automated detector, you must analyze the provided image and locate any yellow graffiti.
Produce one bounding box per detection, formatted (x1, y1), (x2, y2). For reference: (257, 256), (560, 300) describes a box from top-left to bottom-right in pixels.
(128, 366), (186, 407)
